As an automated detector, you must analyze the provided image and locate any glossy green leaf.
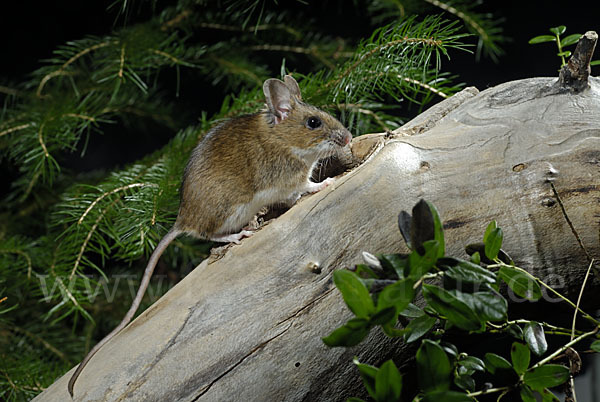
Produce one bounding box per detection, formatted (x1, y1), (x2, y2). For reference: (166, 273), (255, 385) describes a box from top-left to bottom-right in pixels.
(379, 254), (408, 279)
(465, 291), (507, 322)
(511, 342), (531, 375)
(417, 340), (451, 393)
(470, 251), (480, 265)
(483, 221), (497, 243)
(454, 373), (475, 392)
(550, 25), (566, 35)
(529, 35), (556, 44)
(459, 356), (485, 372)
(400, 303), (424, 318)
(377, 278), (415, 315)
(423, 285), (482, 331)
(591, 60), (600, 66)
(408, 240), (439, 279)
(520, 384), (536, 402)
(561, 33), (581, 47)
(322, 317), (370, 347)
(410, 200), (445, 258)
(484, 227), (503, 261)
(498, 265), (542, 301)
(375, 360), (403, 401)
(333, 270), (375, 317)
(523, 364), (569, 391)
(369, 307), (397, 326)
(442, 259), (497, 291)
(590, 340), (600, 352)
(382, 322), (409, 337)
(557, 50), (571, 57)
(421, 390), (473, 402)
(441, 342), (458, 359)
(354, 358), (378, 399)
(541, 388), (560, 401)
(398, 210), (412, 249)
(405, 314), (437, 343)
(524, 321), (547, 356)
(484, 352), (512, 374)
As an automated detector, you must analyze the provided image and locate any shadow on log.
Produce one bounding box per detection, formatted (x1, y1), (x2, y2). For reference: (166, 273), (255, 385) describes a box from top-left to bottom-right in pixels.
(36, 41), (600, 402)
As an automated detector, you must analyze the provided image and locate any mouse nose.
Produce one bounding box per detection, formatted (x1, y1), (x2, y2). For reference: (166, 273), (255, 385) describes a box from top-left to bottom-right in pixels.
(343, 129), (352, 146)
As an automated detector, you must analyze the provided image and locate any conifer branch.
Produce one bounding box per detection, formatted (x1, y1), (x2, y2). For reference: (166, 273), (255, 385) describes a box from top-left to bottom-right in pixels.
(70, 198), (120, 281)
(36, 40), (116, 96)
(0, 85), (21, 96)
(0, 123), (31, 138)
(0, 248), (33, 278)
(78, 183), (160, 225)
(10, 326), (71, 364)
(424, 0), (488, 44)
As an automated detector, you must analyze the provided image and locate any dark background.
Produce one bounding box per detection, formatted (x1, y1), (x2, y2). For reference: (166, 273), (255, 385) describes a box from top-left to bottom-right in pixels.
(0, 0), (598, 181)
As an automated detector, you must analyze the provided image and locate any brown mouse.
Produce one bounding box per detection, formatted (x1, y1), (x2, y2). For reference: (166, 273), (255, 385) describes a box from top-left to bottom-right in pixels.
(67, 74), (352, 396)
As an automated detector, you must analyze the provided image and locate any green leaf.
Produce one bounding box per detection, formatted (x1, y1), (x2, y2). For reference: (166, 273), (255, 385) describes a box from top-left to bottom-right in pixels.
(498, 265), (542, 301)
(484, 352), (512, 374)
(375, 360), (403, 401)
(382, 322), (409, 337)
(454, 373), (475, 392)
(523, 364), (569, 391)
(511, 342), (531, 375)
(591, 60), (600, 66)
(557, 51), (571, 57)
(423, 285), (483, 331)
(524, 321), (548, 356)
(529, 35), (556, 44)
(483, 221), (497, 243)
(421, 390), (473, 402)
(417, 340), (451, 393)
(379, 254), (408, 279)
(541, 388), (560, 401)
(463, 291), (507, 322)
(549, 25), (566, 35)
(405, 314), (437, 343)
(408, 240), (439, 279)
(377, 277), (415, 316)
(322, 317), (370, 347)
(442, 259), (497, 291)
(520, 384), (536, 402)
(354, 358), (378, 399)
(400, 303), (424, 318)
(560, 33), (581, 47)
(470, 251), (480, 265)
(410, 200), (445, 258)
(459, 356), (485, 372)
(484, 227), (503, 261)
(398, 210), (412, 249)
(590, 340), (600, 352)
(370, 307), (397, 326)
(333, 270), (375, 318)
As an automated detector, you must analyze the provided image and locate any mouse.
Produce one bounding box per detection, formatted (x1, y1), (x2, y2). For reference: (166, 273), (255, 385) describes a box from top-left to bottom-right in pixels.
(67, 74), (352, 396)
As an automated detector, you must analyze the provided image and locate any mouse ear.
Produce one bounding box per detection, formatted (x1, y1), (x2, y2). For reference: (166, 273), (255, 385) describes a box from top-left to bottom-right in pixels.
(283, 75), (302, 101)
(263, 78), (293, 124)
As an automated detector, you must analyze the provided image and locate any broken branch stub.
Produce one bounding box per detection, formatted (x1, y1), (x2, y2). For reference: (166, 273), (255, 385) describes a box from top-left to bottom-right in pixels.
(558, 31), (598, 92)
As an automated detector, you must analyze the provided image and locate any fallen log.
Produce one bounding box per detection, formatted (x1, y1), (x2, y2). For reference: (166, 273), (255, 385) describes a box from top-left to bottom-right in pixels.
(35, 33), (600, 402)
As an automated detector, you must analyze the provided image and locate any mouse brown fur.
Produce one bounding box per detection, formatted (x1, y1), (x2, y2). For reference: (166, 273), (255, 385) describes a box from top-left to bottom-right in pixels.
(68, 74), (352, 396)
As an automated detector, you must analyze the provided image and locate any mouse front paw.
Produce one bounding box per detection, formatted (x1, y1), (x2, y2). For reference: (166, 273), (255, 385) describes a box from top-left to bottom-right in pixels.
(305, 177), (335, 193)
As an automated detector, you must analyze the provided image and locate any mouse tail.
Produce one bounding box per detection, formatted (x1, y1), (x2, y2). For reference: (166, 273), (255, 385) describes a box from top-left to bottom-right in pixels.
(68, 227), (181, 397)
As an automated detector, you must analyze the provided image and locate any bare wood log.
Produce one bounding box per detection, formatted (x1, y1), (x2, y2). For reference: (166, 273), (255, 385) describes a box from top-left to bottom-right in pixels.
(35, 72), (600, 401)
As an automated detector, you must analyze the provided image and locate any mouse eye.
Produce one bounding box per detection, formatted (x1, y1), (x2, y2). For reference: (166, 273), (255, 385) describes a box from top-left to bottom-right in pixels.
(306, 116), (322, 130)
